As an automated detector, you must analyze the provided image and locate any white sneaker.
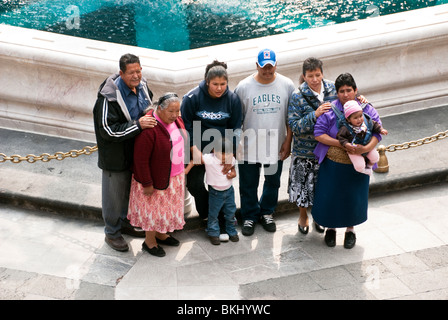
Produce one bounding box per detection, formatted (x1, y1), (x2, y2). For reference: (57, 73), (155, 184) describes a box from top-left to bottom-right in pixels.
(219, 233), (229, 242)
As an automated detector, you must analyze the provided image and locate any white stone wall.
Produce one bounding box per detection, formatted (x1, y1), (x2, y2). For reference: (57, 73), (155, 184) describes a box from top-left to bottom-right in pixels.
(1, 5), (447, 142)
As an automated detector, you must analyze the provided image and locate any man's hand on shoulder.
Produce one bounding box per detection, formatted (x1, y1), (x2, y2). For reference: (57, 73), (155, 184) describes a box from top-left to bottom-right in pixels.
(139, 115), (157, 129)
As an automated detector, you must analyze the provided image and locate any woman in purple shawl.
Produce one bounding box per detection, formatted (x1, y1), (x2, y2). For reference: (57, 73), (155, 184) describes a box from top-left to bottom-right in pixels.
(312, 73), (383, 249)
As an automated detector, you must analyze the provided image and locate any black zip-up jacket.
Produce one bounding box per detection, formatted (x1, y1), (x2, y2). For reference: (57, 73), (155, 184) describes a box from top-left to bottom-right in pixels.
(93, 74), (153, 171)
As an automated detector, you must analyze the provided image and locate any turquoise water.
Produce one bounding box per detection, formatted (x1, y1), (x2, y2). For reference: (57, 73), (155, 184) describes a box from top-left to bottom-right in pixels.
(1, 0), (447, 52)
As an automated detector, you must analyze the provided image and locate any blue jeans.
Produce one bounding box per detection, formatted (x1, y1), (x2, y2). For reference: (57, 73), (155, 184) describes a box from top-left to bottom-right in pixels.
(238, 160), (283, 222)
(207, 186), (237, 237)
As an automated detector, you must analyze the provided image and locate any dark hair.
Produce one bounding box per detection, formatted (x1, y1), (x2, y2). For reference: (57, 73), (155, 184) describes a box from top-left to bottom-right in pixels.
(298, 57), (323, 84)
(335, 73), (357, 92)
(119, 53), (141, 73)
(204, 60), (228, 82)
(302, 57), (323, 75)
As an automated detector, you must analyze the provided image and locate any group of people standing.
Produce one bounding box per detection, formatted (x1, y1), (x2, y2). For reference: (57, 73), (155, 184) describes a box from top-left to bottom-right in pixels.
(93, 50), (386, 257)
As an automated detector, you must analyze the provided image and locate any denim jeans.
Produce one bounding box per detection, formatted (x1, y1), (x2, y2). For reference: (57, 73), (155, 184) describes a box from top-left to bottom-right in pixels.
(207, 186), (237, 237)
(238, 160), (283, 222)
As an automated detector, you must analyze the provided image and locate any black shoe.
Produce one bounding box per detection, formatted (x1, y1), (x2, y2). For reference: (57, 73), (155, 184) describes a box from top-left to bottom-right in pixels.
(314, 222), (325, 233)
(156, 236), (180, 246)
(260, 215), (276, 232)
(324, 229), (336, 247)
(121, 225), (145, 238)
(142, 242), (166, 257)
(105, 236), (129, 252)
(242, 220), (255, 236)
(344, 231), (356, 249)
(298, 224), (309, 234)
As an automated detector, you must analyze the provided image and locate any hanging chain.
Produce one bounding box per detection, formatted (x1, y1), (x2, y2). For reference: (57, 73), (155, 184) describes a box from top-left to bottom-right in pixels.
(0, 145), (98, 163)
(384, 130), (448, 152)
(1, 129), (447, 164)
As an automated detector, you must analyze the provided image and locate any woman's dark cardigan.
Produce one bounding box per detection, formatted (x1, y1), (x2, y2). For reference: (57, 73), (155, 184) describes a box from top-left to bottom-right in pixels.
(132, 109), (187, 190)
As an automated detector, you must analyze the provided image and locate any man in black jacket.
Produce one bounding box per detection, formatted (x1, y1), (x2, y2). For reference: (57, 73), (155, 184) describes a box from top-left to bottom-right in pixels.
(93, 53), (156, 252)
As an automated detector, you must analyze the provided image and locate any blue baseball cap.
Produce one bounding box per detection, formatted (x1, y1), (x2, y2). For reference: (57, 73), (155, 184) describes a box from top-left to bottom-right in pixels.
(257, 49), (277, 67)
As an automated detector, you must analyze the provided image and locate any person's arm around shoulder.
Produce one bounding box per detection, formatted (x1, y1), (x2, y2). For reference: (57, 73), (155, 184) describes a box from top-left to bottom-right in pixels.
(95, 98), (156, 142)
(140, 83), (156, 132)
(288, 94), (332, 136)
(94, 97), (138, 141)
(139, 112), (157, 129)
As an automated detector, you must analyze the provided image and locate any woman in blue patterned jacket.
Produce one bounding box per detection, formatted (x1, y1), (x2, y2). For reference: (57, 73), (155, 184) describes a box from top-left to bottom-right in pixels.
(287, 57), (336, 235)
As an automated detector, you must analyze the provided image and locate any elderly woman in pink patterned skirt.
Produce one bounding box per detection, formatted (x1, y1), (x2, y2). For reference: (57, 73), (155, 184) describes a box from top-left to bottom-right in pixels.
(128, 93), (187, 257)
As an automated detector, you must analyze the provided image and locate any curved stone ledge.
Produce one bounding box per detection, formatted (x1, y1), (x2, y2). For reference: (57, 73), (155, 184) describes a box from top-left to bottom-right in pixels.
(1, 5), (448, 141)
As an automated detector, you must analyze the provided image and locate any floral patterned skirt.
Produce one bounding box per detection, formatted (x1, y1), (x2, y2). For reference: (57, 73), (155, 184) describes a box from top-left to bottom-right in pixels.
(127, 174), (185, 233)
(288, 156), (319, 208)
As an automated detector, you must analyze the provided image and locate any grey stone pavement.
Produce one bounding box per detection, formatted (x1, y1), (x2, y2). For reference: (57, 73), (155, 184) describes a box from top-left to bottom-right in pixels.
(0, 105), (448, 301)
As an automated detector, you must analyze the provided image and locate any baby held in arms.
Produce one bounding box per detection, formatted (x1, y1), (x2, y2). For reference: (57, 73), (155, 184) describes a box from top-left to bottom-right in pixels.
(337, 100), (388, 176)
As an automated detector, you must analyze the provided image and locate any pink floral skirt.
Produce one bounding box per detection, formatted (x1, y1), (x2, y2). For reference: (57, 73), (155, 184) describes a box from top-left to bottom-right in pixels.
(127, 174), (185, 233)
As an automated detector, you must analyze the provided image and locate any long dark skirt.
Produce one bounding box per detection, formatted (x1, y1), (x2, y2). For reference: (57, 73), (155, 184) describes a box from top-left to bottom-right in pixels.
(312, 157), (369, 228)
